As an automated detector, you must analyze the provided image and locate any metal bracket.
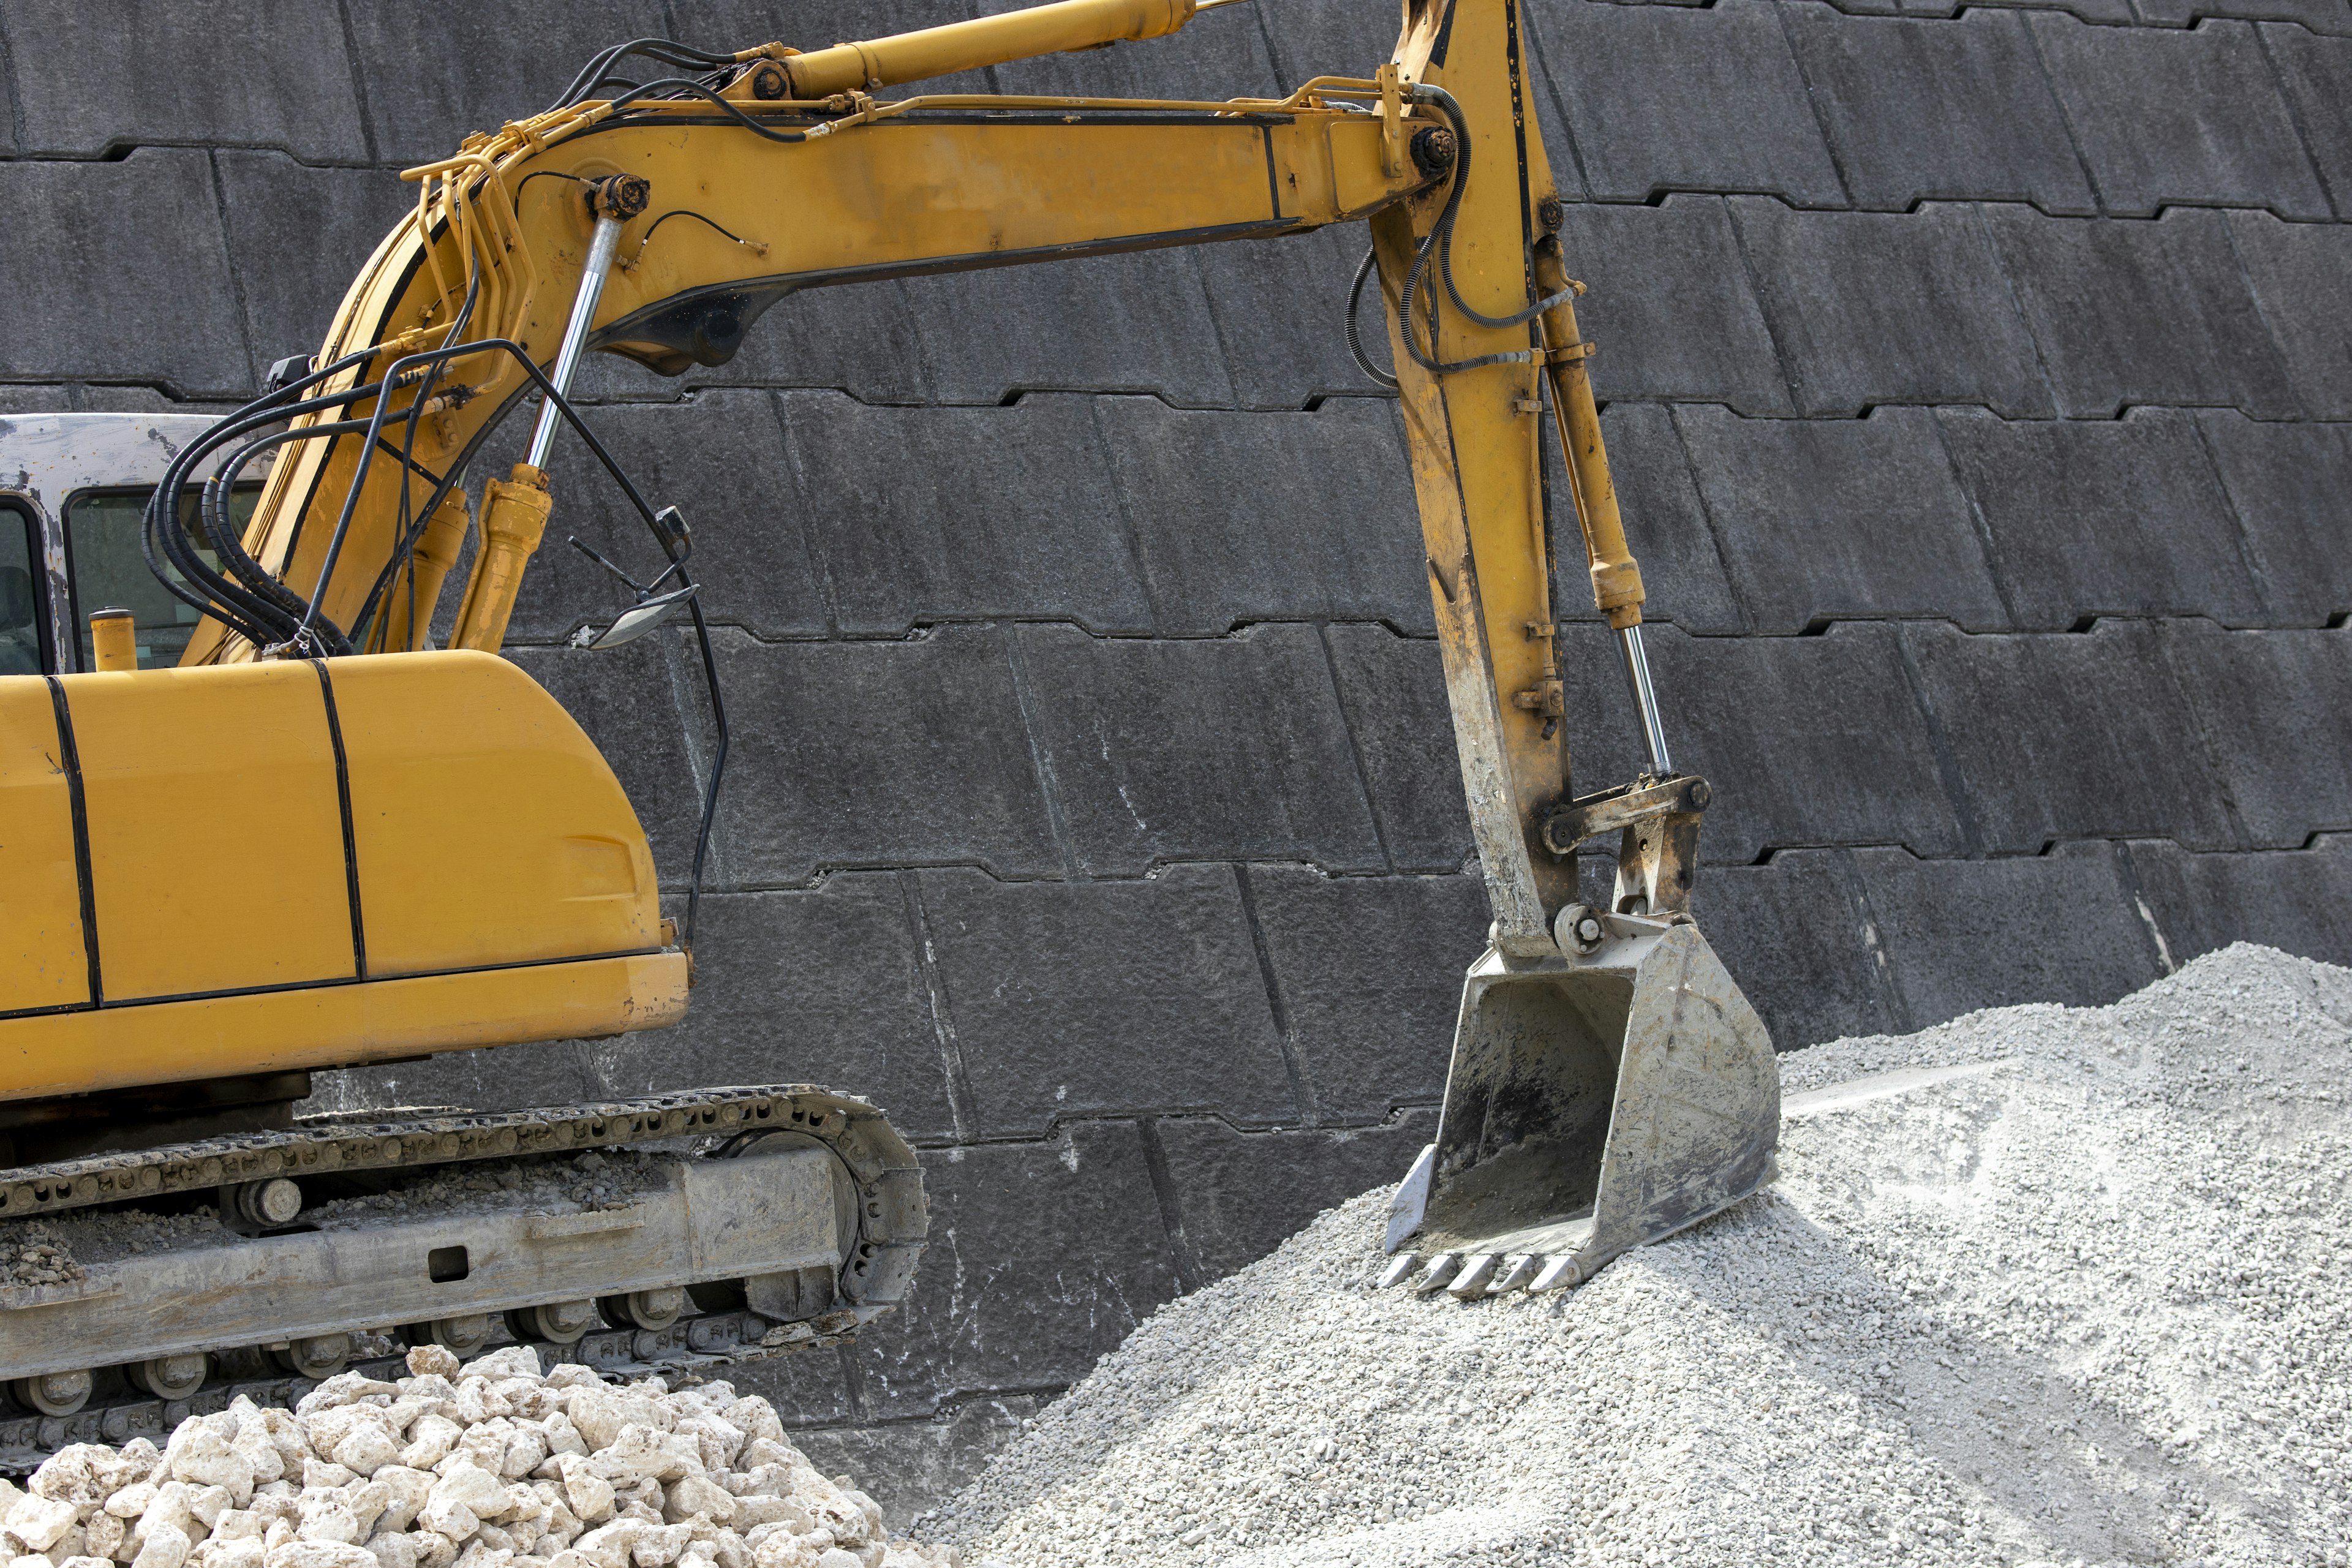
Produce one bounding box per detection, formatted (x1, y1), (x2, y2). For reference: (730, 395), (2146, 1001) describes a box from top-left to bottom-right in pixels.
(1540, 772), (1711, 857)
(1542, 339), (1597, 364)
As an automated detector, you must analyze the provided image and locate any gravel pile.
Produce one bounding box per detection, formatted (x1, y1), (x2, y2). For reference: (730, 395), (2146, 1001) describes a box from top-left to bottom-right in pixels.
(4, 1226), (86, 1289)
(0, 1345), (956, 1568)
(930, 943), (2352, 1567)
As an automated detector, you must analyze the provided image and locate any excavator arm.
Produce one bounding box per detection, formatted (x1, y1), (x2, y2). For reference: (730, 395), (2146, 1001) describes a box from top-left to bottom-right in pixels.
(0, 0), (1774, 1411)
(177, 0), (1779, 1295)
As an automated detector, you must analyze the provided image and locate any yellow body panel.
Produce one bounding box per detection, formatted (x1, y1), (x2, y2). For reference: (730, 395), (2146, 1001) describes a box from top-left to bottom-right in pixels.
(0, 654), (673, 1101)
(0, 952), (687, 1102)
(330, 651), (663, 976)
(0, 682), (89, 1014)
(65, 660), (353, 1001)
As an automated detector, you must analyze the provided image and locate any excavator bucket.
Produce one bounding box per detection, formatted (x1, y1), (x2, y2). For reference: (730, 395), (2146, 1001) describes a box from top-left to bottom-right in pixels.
(1379, 911), (1780, 1298)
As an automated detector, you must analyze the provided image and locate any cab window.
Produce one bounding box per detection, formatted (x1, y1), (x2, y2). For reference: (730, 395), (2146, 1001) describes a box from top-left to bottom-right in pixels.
(64, 485), (261, 670)
(1, 501), (45, 676)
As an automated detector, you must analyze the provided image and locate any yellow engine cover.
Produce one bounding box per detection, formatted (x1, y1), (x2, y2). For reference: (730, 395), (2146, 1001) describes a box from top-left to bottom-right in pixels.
(0, 652), (687, 1102)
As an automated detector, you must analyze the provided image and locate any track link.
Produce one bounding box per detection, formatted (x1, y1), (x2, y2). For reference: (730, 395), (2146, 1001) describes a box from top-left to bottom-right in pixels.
(0, 1085), (926, 1448)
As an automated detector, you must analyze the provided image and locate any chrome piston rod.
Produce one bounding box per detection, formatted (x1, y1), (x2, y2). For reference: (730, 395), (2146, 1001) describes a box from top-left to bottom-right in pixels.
(1617, 623), (1673, 777)
(525, 208), (627, 469)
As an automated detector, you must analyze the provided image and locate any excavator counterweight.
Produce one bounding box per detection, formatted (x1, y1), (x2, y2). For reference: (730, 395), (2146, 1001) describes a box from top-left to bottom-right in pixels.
(0, 0), (1777, 1449)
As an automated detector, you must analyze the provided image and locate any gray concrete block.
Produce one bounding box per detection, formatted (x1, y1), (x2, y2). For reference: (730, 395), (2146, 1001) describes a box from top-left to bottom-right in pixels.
(1934, 405), (2266, 630)
(771, 391), (1152, 635)
(1675, 405), (2007, 633)
(212, 154), (418, 391)
(1194, 225), (1389, 407)
(1317, 625), (1473, 873)
(342, 0), (669, 165)
(1092, 396), (1431, 635)
(1255, 0), (1404, 86)
(2125, 835), (2352, 974)
(503, 638), (707, 881)
(4, 0), (368, 159)
(1525, 0), (1845, 206)
(786, 1396), (1037, 1528)
(1152, 1109), (1436, 1283)
(2225, 211), (2352, 419)
(846, 1123), (1184, 1418)
(715, 1347), (860, 1433)
(0, 150), (250, 399)
(502, 390), (831, 642)
(2262, 25), (2352, 217)
(1242, 867), (1489, 1121)
(1983, 205), (2299, 418)
(2194, 411), (2352, 625)
(581, 874), (959, 1143)
(1548, 198), (1795, 416)
(1577, 403), (1744, 634)
(2138, 0), (2352, 29)
(905, 249), (1240, 407)
(1891, 0), (2133, 21)
(915, 865), (1295, 1137)
(2027, 15), (2326, 219)
(2161, 622), (2352, 849)
(309, 1036), (605, 1118)
(706, 624), (1063, 883)
(1697, 850), (1898, 1050)
(2032, 15), (2323, 219)
(1732, 200), (2051, 417)
(1781, 7), (2095, 215)
(1639, 622), (1969, 865)
(1015, 622), (1389, 875)
(1899, 619), (2239, 854)
(1851, 840), (2165, 1027)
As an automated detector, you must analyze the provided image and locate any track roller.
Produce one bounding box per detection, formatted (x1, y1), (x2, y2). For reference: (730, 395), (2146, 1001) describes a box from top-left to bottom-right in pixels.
(600, 1287), (684, 1330)
(126, 1352), (210, 1400)
(9, 1370), (92, 1417)
(505, 1300), (597, 1346)
(404, 1316), (493, 1356)
(270, 1334), (350, 1379)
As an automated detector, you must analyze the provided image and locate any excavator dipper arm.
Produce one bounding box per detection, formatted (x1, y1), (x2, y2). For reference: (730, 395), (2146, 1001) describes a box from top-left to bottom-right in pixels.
(0, 0), (1780, 1440)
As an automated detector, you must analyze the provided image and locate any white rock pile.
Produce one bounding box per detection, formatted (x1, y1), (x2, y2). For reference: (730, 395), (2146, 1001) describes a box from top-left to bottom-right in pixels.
(0, 1346), (952, 1568)
(933, 943), (2352, 1567)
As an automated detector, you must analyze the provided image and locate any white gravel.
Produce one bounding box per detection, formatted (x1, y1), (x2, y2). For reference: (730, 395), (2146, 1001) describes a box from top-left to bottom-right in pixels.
(0, 1344), (959, 1568)
(928, 942), (2352, 1567)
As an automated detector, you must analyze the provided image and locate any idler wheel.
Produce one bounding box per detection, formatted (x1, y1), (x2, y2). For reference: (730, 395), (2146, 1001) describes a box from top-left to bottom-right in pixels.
(403, 1315), (492, 1357)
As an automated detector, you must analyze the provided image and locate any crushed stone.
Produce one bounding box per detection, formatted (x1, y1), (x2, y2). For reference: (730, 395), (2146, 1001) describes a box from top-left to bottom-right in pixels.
(0, 1343), (957, 1568)
(930, 943), (2352, 1567)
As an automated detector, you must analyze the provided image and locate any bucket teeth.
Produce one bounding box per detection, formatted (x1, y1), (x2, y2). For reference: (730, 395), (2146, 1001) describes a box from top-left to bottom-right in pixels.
(1446, 1254), (1501, 1299)
(1529, 1254), (1583, 1293)
(1376, 1253), (1420, 1289)
(1491, 1254), (1540, 1293)
(1415, 1253), (1463, 1294)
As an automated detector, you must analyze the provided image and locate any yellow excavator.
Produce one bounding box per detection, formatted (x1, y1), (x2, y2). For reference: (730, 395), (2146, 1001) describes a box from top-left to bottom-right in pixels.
(0, 0), (1777, 1444)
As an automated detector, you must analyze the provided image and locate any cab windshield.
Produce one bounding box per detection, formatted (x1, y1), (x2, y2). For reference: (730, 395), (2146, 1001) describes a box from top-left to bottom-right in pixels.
(64, 485), (262, 670)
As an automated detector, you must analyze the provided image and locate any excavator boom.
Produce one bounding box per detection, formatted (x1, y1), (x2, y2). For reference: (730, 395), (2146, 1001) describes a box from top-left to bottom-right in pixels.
(0, 0), (1777, 1443)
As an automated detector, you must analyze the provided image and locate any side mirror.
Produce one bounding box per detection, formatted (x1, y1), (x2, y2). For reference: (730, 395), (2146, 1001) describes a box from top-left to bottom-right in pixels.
(568, 581), (699, 650)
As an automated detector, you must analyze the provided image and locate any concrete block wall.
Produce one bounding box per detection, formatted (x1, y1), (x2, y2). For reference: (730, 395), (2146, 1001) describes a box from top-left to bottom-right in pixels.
(6, 0), (2348, 1512)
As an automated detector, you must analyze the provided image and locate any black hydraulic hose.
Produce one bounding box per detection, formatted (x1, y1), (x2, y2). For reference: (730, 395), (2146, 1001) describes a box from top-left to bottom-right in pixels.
(1346, 245), (1400, 390)
(1413, 85), (1579, 333)
(599, 78), (820, 143)
(548, 37), (738, 113)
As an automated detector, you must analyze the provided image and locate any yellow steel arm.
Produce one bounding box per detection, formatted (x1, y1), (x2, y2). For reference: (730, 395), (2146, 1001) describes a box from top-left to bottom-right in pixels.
(190, 0), (1662, 952)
